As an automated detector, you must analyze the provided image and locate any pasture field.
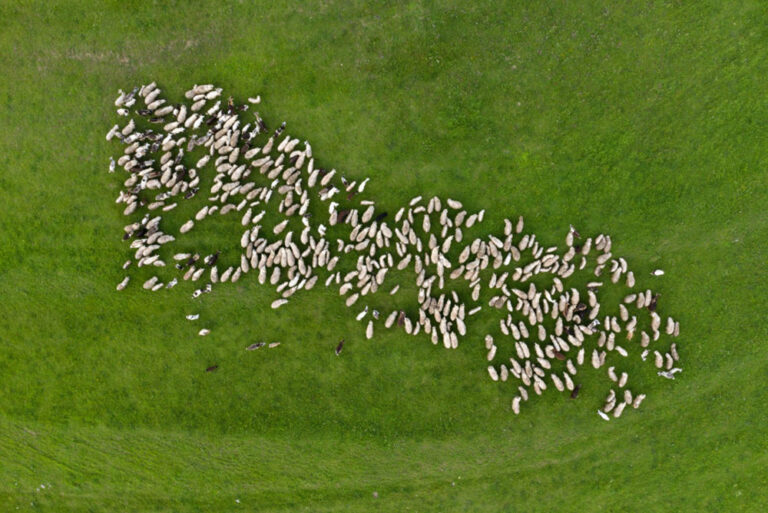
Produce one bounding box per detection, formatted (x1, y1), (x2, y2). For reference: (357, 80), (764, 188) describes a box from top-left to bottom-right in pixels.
(1, 1), (767, 511)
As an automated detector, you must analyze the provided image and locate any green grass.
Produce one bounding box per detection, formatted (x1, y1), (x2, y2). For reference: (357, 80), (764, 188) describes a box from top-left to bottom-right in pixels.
(1, 0), (767, 511)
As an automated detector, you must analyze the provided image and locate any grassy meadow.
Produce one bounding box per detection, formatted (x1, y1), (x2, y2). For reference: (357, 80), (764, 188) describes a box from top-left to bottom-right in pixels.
(0, 1), (767, 511)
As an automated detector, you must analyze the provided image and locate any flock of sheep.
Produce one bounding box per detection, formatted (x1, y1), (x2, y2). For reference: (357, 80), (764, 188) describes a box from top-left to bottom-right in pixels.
(108, 83), (682, 419)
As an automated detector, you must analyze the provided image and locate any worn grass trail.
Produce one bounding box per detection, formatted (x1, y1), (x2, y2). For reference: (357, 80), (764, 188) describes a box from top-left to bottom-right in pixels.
(0, 1), (766, 511)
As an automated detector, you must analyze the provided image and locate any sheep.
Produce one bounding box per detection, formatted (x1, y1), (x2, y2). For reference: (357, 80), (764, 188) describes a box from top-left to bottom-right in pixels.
(666, 317), (676, 335)
(121, 119), (135, 136)
(116, 276), (130, 290)
(551, 374), (564, 392)
(195, 206), (209, 221)
(180, 220), (194, 233)
(592, 349), (601, 369)
(108, 83), (683, 423)
(661, 368), (683, 379)
(651, 312), (661, 331)
(271, 298), (289, 309)
(273, 219), (289, 234)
